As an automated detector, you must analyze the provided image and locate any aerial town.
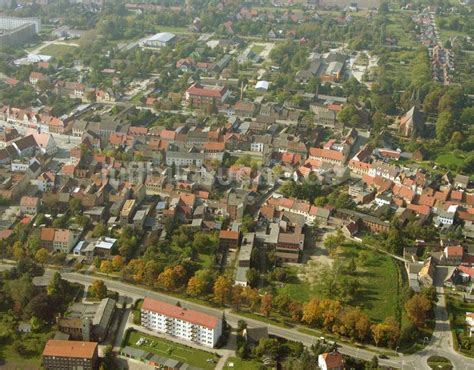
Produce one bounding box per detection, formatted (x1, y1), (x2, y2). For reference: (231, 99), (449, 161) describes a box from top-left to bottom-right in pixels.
(0, 0), (473, 369)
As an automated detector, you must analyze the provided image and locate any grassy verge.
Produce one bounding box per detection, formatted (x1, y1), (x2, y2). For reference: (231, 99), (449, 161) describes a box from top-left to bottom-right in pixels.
(124, 329), (218, 369)
(427, 355), (453, 370)
(446, 293), (474, 357)
(224, 356), (262, 369)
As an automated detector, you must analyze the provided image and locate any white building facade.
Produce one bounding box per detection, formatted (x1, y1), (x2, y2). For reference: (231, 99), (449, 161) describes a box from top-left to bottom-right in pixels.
(141, 297), (222, 348)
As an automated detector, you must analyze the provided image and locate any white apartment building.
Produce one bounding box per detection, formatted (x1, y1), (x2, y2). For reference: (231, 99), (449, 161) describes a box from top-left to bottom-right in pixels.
(141, 297), (222, 348)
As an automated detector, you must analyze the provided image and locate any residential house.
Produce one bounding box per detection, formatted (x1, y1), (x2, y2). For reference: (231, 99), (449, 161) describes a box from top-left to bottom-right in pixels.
(20, 196), (40, 215)
(318, 351), (344, 370)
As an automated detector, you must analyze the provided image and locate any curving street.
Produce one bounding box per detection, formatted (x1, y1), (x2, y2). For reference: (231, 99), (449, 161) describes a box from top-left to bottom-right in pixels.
(22, 265), (469, 369)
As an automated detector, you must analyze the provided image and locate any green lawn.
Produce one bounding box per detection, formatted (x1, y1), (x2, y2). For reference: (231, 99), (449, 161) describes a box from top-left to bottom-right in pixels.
(250, 44), (265, 55)
(435, 152), (466, 167)
(156, 26), (191, 34)
(40, 44), (78, 59)
(278, 244), (402, 323)
(125, 329), (218, 369)
(224, 357), (262, 370)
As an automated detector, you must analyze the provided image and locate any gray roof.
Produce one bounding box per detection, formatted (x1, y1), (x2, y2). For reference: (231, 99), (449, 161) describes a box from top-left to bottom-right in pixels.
(148, 32), (176, 43)
(121, 346), (148, 359)
(93, 298), (116, 328)
(235, 266), (249, 283)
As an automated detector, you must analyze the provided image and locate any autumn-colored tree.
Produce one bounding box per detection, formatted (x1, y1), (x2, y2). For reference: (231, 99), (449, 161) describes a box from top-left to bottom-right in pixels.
(12, 241), (26, 260)
(241, 286), (260, 311)
(34, 248), (49, 266)
(100, 261), (113, 275)
(213, 275), (232, 306)
(157, 267), (178, 291)
(371, 317), (400, 348)
(320, 299), (342, 330)
(405, 294), (432, 328)
(121, 259), (145, 283)
(186, 275), (207, 297)
(273, 293), (291, 314)
(336, 307), (371, 342)
(260, 293), (273, 317)
(89, 280), (107, 300)
(288, 300), (303, 322)
(231, 285), (243, 309)
(143, 260), (160, 287)
(112, 255), (123, 271)
(302, 298), (323, 327)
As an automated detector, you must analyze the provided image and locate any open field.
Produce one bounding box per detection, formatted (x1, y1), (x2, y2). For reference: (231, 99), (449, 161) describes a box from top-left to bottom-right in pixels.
(278, 243), (402, 322)
(125, 329), (218, 369)
(435, 152), (467, 167)
(40, 44), (79, 59)
(155, 26), (191, 34)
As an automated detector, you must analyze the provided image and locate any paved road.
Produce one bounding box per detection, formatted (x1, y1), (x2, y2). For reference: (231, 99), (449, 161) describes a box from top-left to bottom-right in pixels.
(2, 262), (469, 368)
(31, 267), (470, 369)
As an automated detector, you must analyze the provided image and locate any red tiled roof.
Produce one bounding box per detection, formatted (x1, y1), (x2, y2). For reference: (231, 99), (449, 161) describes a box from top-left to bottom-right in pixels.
(142, 297), (219, 329)
(203, 142), (225, 151)
(445, 245), (464, 257)
(43, 340), (97, 359)
(321, 352), (344, 369)
(219, 230), (239, 240)
(407, 203), (431, 216)
(186, 83), (227, 98)
(309, 147), (344, 161)
(0, 229), (13, 240)
(40, 227), (55, 242)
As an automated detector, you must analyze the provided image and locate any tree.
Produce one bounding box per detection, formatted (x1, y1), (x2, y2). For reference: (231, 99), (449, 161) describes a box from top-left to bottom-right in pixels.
(246, 268), (259, 287)
(323, 230), (345, 255)
(186, 275), (207, 297)
(436, 111), (455, 144)
(100, 261), (113, 275)
(47, 272), (65, 297)
(213, 276), (232, 306)
(254, 338), (281, 360)
(92, 222), (107, 238)
(405, 294), (431, 327)
(111, 255), (123, 271)
(260, 293), (273, 317)
(371, 317), (400, 348)
(34, 248), (49, 266)
(86, 90), (96, 102)
(89, 279), (107, 300)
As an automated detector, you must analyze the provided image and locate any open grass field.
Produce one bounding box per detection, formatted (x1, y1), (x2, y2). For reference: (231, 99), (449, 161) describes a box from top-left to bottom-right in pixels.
(435, 152), (467, 167)
(155, 26), (191, 34)
(40, 44), (78, 59)
(125, 329), (218, 369)
(224, 356), (262, 370)
(384, 14), (418, 49)
(278, 243), (402, 323)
